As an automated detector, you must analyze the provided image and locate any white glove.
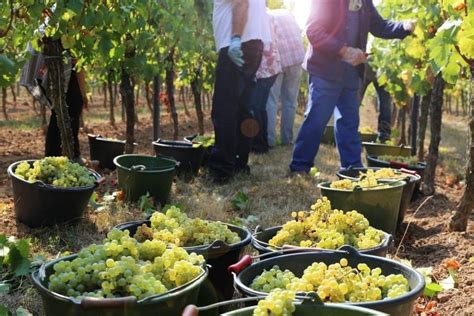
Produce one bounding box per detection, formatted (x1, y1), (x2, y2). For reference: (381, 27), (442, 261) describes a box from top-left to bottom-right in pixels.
(340, 47), (367, 66)
(228, 36), (245, 67)
(403, 20), (416, 33)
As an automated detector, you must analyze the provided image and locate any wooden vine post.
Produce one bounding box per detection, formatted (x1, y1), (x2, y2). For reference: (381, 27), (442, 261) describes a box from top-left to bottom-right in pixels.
(43, 39), (75, 159)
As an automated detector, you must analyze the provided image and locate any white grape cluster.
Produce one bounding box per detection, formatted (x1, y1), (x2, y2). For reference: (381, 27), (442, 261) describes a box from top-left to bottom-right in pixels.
(15, 157), (95, 187)
(362, 168), (406, 180)
(330, 174), (389, 190)
(134, 206), (241, 247)
(269, 198), (384, 250)
(250, 258), (409, 303)
(253, 289), (296, 316)
(48, 229), (204, 300)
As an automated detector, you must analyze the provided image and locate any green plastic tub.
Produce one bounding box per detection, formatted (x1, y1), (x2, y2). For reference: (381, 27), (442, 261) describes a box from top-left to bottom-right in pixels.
(232, 247), (425, 316)
(336, 167), (421, 226)
(7, 160), (102, 228)
(318, 181), (405, 235)
(32, 255), (208, 316)
(113, 155), (177, 205)
(113, 220), (251, 302)
(362, 142), (412, 157)
(359, 133), (378, 143)
(251, 226), (392, 257)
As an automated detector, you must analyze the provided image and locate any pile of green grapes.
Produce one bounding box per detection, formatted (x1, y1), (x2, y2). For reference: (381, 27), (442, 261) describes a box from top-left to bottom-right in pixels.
(268, 198), (384, 250)
(359, 127), (376, 134)
(378, 155), (420, 165)
(48, 229), (204, 300)
(15, 157), (95, 187)
(191, 135), (215, 148)
(250, 258), (409, 303)
(360, 168), (407, 180)
(253, 289), (296, 316)
(134, 206), (241, 247)
(330, 174), (390, 191)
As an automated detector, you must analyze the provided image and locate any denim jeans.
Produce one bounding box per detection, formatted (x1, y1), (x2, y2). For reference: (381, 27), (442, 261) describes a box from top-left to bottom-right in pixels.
(266, 64), (303, 147)
(251, 75), (278, 153)
(209, 40), (263, 180)
(290, 64), (362, 172)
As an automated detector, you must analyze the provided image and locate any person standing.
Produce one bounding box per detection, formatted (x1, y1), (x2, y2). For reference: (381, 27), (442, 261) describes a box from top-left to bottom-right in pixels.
(289, 0), (415, 173)
(266, 9), (305, 148)
(358, 65), (392, 143)
(210, 0), (271, 183)
(251, 14), (282, 153)
(45, 61), (88, 160)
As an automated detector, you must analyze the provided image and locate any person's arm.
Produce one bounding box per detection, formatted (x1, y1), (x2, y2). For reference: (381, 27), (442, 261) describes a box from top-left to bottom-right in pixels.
(368, 1), (411, 39)
(306, 1), (346, 56)
(76, 70), (88, 109)
(231, 0), (249, 37)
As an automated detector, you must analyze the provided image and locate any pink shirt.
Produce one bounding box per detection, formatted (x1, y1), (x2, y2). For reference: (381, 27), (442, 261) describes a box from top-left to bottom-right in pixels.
(256, 15), (282, 79)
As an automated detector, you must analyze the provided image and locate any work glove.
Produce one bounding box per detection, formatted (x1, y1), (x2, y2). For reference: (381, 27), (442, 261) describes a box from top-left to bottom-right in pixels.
(228, 36), (245, 67)
(403, 20), (416, 33)
(340, 46), (367, 66)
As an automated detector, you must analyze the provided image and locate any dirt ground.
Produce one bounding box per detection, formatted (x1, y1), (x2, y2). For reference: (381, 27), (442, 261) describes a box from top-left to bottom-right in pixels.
(0, 92), (472, 315)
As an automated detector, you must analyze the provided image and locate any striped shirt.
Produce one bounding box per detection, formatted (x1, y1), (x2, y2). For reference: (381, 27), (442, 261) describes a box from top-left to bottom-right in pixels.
(271, 9), (305, 68)
(256, 14), (282, 79)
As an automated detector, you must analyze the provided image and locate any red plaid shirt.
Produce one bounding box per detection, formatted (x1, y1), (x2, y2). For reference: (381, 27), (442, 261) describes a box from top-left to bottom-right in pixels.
(271, 10), (305, 68)
(257, 15), (282, 79)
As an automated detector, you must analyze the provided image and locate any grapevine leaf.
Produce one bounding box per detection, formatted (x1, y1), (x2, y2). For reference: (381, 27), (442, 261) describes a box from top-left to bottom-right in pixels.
(16, 307), (32, 316)
(0, 283), (10, 295)
(8, 245), (31, 277)
(424, 282), (443, 297)
(0, 304), (8, 316)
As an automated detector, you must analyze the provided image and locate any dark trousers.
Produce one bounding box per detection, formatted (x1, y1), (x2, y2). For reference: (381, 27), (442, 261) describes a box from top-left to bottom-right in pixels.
(45, 71), (83, 158)
(209, 40), (263, 180)
(251, 75), (278, 153)
(359, 66), (392, 142)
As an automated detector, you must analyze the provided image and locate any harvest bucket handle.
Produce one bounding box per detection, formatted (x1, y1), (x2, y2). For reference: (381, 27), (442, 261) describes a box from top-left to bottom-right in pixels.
(182, 292), (324, 315)
(189, 239), (232, 255)
(228, 247), (350, 274)
(80, 296), (137, 309)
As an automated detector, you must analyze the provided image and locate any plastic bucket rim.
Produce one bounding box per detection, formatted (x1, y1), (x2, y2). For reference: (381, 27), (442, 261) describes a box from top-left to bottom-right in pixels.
(336, 167), (421, 184)
(222, 302), (389, 316)
(234, 251), (425, 308)
(367, 155), (427, 169)
(113, 154), (178, 173)
(152, 139), (202, 150)
(7, 160), (101, 192)
(113, 220), (252, 252)
(31, 254), (209, 306)
(317, 180), (407, 192)
(362, 142), (412, 149)
(251, 225), (392, 254)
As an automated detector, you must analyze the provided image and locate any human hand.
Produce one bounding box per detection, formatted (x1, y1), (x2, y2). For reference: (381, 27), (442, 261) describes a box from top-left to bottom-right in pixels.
(340, 46), (367, 66)
(403, 20), (416, 33)
(228, 36), (244, 67)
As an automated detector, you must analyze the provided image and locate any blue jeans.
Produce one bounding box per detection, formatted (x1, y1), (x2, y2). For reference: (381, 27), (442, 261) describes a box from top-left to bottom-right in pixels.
(290, 65), (362, 172)
(266, 65), (303, 147)
(251, 75), (278, 153)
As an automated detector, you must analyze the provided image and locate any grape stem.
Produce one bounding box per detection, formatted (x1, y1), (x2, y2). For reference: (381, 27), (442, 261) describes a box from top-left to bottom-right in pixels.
(394, 196), (434, 257)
